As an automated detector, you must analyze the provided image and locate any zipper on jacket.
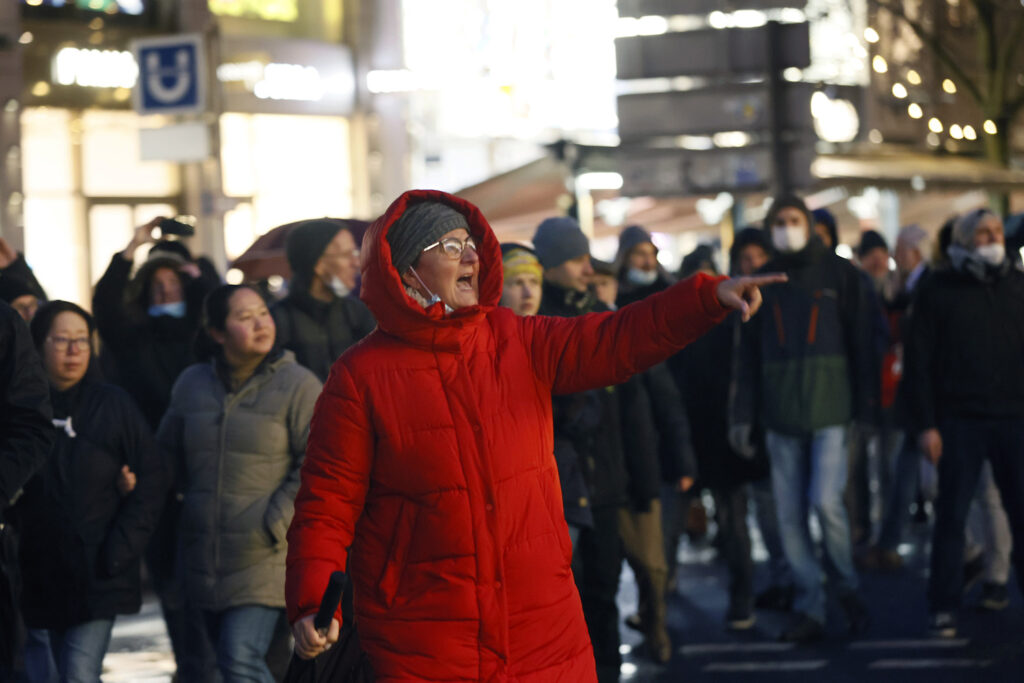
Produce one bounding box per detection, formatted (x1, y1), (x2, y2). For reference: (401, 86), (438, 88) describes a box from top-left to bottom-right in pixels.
(807, 292), (821, 345)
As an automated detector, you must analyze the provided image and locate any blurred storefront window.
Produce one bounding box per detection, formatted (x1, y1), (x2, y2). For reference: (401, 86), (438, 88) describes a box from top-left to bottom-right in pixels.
(219, 112), (352, 260)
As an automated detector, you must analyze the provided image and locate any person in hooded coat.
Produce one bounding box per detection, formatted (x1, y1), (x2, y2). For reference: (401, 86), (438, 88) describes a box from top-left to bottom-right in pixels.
(92, 217), (220, 680)
(285, 190), (781, 681)
(273, 220), (377, 383)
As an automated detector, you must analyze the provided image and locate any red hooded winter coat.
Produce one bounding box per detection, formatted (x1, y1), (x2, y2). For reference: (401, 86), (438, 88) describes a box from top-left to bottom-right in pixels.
(286, 190), (729, 682)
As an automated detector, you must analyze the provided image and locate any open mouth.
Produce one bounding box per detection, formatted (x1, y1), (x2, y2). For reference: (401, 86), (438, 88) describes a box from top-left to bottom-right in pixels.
(457, 274), (474, 287)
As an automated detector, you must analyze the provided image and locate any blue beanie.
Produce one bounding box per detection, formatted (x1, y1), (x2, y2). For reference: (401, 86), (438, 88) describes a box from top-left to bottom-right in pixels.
(616, 225), (655, 262)
(532, 217), (590, 270)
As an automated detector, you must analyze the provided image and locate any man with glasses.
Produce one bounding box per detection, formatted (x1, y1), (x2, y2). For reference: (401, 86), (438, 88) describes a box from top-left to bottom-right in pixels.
(275, 219), (377, 383)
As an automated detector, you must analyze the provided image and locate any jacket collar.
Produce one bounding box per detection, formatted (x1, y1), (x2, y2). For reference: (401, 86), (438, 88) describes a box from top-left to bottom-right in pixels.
(358, 190), (502, 352)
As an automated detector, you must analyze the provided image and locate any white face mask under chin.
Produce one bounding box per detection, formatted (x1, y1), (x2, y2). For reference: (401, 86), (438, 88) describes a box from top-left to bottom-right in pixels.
(406, 267), (454, 314)
(328, 275), (351, 298)
(772, 226), (808, 253)
(976, 243), (1006, 267)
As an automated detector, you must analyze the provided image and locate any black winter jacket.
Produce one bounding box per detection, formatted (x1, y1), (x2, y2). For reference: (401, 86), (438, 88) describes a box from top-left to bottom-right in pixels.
(0, 303), (52, 514)
(93, 254), (213, 431)
(271, 289), (376, 383)
(672, 316), (769, 489)
(618, 364), (697, 509)
(17, 379), (165, 630)
(905, 263), (1024, 431)
(733, 238), (875, 435)
(541, 281), (628, 510)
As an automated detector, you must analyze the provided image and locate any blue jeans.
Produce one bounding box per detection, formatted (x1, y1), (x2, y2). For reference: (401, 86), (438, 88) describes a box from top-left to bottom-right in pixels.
(767, 426), (858, 623)
(750, 477), (792, 588)
(927, 417), (1024, 613)
(24, 619), (114, 683)
(204, 606), (281, 683)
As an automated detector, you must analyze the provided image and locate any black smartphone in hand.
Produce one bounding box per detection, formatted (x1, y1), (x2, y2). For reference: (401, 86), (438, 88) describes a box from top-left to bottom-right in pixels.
(158, 216), (196, 237)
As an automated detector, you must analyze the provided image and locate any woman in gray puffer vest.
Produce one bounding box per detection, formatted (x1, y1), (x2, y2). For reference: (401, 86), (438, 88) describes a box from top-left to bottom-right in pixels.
(157, 284), (321, 682)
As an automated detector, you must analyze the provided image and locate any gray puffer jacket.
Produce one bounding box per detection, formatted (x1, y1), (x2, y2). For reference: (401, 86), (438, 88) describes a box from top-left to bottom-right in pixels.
(157, 350), (321, 611)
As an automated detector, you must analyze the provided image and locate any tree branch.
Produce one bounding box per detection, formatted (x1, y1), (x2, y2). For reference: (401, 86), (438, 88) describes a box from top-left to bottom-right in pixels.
(868, 0), (987, 106)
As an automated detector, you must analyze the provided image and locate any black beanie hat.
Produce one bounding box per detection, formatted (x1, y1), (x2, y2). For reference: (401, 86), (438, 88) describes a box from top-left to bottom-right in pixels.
(764, 194), (813, 232)
(857, 229), (889, 258)
(387, 201), (469, 274)
(149, 239), (192, 264)
(811, 208), (839, 248)
(0, 274), (35, 304)
(286, 219), (345, 284)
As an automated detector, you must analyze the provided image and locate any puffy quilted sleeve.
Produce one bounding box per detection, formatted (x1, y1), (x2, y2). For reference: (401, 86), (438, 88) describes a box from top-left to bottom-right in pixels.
(523, 273), (730, 395)
(286, 360), (373, 625)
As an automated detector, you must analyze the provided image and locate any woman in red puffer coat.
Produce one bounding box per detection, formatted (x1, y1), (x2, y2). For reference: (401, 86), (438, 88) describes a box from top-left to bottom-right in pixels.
(285, 190), (782, 682)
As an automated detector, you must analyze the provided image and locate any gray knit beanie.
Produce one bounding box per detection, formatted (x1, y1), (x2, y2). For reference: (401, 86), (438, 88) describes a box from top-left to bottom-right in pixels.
(952, 208), (996, 248)
(532, 217), (590, 270)
(387, 201), (470, 273)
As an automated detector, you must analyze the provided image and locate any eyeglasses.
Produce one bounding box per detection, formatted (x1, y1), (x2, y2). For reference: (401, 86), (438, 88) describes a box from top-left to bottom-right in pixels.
(48, 336), (90, 351)
(421, 236), (477, 260)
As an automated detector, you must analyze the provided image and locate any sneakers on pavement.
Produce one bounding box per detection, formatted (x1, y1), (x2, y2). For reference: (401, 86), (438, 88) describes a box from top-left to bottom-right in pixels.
(778, 613), (824, 643)
(928, 611), (957, 638)
(979, 582), (1009, 611)
(726, 601), (756, 631)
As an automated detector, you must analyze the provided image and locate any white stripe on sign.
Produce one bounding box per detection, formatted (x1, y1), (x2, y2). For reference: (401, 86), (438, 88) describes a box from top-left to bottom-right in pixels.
(868, 659), (991, 669)
(703, 660), (828, 673)
(849, 639), (969, 650)
(682, 643), (796, 656)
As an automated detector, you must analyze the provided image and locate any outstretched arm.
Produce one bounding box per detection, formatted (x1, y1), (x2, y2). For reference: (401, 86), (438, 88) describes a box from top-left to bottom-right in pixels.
(523, 272), (785, 396)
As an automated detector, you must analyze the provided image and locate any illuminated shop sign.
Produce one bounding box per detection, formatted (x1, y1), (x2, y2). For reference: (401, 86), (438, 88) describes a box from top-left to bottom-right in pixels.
(22, 0), (145, 15)
(52, 47), (138, 88)
(218, 37), (354, 114)
(217, 61), (346, 102)
(208, 0), (298, 22)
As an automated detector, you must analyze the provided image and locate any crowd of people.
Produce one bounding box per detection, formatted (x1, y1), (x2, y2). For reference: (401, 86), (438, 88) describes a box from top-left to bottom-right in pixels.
(0, 187), (1021, 683)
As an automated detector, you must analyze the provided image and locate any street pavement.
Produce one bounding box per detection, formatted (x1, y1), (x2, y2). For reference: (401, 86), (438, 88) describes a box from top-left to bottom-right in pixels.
(102, 521), (1023, 682)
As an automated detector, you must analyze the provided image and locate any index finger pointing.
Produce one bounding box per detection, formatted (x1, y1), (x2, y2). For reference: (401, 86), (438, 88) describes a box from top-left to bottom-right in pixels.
(744, 273), (787, 286)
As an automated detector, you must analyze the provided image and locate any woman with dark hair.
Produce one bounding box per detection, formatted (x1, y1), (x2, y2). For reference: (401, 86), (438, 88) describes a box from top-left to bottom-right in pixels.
(18, 301), (164, 682)
(157, 284), (320, 682)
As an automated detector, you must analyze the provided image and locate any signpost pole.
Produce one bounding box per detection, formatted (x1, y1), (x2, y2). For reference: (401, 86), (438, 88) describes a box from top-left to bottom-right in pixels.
(765, 21), (791, 197)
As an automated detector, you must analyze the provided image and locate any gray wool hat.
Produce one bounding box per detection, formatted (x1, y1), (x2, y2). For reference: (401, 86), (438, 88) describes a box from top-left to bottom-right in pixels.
(532, 217), (590, 270)
(952, 208), (996, 248)
(387, 201), (469, 273)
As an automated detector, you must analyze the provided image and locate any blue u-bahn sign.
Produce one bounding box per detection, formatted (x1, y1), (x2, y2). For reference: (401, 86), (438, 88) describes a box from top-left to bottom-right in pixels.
(131, 34), (206, 115)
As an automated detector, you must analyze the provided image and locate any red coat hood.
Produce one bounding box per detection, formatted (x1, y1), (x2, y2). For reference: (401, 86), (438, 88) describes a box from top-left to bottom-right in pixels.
(359, 190), (503, 351)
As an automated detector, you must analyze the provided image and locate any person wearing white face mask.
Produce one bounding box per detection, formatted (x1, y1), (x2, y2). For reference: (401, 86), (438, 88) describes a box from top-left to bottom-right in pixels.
(615, 225), (675, 308)
(273, 219), (377, 383)
(906, 208), (1024, 639)
(730, 194), (875, 643)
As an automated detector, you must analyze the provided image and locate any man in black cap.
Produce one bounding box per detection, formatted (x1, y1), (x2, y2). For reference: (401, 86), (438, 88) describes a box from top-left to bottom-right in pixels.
(274, 219), (376, 383)
(534, 217), (627, 679)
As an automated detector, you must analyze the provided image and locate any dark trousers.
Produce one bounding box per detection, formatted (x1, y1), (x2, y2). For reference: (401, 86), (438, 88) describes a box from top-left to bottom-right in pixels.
(574, 505), (621, 683)
(927, 416), (1024, 612)
(713, 485), (754, 609)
